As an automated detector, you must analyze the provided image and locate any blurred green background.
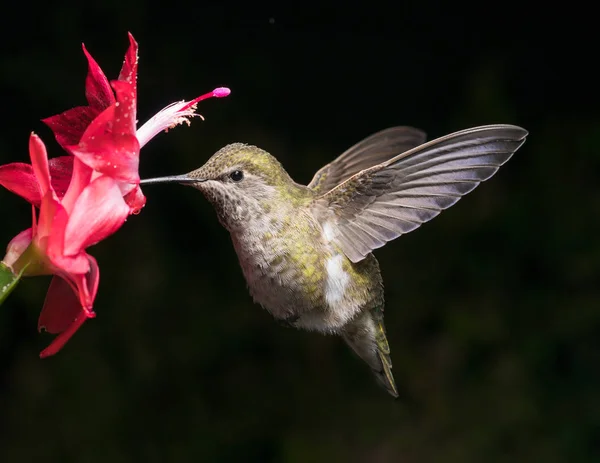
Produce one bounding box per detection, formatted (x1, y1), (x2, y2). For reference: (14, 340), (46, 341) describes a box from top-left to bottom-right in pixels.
(0, 2), (598, 462)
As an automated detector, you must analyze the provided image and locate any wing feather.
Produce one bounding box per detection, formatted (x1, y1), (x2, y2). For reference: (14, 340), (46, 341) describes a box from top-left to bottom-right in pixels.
(308, 126), (426, 193)
(314, 124), (528, 262)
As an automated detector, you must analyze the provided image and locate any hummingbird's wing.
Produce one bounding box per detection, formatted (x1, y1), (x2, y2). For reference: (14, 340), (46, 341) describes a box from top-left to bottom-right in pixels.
(308, 127), (426, 194)
(314, 125), (528, 263)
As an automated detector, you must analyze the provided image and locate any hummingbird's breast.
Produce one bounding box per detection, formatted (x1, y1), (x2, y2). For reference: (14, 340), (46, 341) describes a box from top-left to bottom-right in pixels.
(229, 205), (383, 332)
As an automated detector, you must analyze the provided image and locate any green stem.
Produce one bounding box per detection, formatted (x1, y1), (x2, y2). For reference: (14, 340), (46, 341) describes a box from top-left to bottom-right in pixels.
(0, 262), (24, 306)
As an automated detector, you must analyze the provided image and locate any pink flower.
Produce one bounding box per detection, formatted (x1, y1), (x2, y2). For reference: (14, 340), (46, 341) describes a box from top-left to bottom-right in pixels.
(43, 32), (230, 214)
(0, 134), (129, 357)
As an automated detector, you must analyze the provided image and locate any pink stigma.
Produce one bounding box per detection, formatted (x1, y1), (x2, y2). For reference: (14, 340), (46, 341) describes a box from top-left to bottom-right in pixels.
(181, 87), (230, 112)
(213, 87), (231, 98)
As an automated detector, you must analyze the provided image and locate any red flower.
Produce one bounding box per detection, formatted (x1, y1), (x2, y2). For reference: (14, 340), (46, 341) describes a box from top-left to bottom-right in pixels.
(43, 32), (229, 214)
(0, 33), (229, 357)
(0, 134), (129, 357)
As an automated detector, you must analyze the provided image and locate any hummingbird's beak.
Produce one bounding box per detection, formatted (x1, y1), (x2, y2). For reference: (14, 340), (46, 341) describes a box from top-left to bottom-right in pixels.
(139, 175), (207, 185)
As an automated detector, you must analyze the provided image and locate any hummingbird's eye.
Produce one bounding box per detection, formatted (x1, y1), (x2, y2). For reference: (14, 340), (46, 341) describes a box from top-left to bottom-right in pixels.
(229, 170), (244, 182)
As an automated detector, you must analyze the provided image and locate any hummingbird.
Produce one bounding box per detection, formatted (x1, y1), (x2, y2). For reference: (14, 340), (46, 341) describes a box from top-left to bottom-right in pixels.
(141, 124), (527, 397)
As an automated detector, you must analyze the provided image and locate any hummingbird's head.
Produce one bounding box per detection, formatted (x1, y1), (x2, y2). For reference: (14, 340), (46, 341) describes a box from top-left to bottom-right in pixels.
(182, 143), (309, 230)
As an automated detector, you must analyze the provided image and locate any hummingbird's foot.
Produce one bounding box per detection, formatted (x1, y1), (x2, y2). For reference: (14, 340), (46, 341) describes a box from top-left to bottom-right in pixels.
(277, 314), (300, 328)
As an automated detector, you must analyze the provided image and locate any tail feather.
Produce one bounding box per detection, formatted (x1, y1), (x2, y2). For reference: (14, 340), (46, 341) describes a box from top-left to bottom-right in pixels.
(341, 307), (398, 398)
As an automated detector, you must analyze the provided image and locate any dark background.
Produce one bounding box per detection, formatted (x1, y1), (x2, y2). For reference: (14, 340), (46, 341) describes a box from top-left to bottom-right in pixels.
(0, 2), (598, 462)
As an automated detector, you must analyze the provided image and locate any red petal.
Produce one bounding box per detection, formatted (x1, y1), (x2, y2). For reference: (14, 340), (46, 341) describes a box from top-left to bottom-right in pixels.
(0, 163), (42, 206)
(75, 103), (115, 141)
(38, 251), (100, 343)
(70, 102), (140, 183)
(42, 106), (99, 148)
(111, 80), (137, 137)
(48, 156), (74, 199)
(69, 135), (140, 183)
(38, 275), (81, 334)
(42, 44), (115, 149)
(124, 185), (146, 214)
(63, 176), (129, 254)
(39, 312), (89, 358)
(118, 33), (138, 85)
(82, 43), (115, 110)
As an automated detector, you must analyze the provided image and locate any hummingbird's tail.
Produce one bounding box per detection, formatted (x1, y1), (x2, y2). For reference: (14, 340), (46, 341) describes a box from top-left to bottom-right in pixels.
(341, 307), (399, 398)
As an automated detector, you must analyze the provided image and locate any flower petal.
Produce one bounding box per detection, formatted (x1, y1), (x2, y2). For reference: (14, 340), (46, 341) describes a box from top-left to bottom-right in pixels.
(123, 185), (146, 214)
(43, 200), (90, 275)
(63, 176), (129, 254)
(29, 133), (52, 196)
(84, 254), (100, 305)
(69, 136), (140, 183)
(38, 275), (81, 334)
(60, 157), (92, 213)
(69, 103), (140, 183)
(2, 228), (33, 269)
(37, 191), (60, 244)
(38, 251), (100, 349)
(42, 44), (116, 148)
(39, 312), (89, 358)
(111, 80), (137, 139)
(49, 156), (74, 199)
(0, 163), (41, 206)
(70, 254), (100, 313)
(118, 32), (138, 86)
(82, 43), (115, 110)
(42, 106), (99, 148)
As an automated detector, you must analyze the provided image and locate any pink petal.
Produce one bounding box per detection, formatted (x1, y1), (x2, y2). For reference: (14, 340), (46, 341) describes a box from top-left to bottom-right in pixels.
(82, 43), (115, 110)
(42, 106), (99, 148)
(123, 184), (146, 214)
(29, 134), (52, 196)
(2, 228), (33, 268)
(43, 201), (90, 276)
(38, 275), (82, 334)
(47, 252), (90, 277)
(37, 191), (60, 244)
(63, 176), (129, 254)
(70, 254), (100, 313)
(118, 32), (138, 86)
(49, 156), (74, 199)
(60, 157), (92, 213)
(0, 162), (42, 206)
(85, 254), (100, 305)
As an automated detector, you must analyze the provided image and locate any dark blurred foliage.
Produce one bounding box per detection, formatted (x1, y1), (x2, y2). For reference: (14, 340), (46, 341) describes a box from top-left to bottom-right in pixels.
(0, 2), (598, 462)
